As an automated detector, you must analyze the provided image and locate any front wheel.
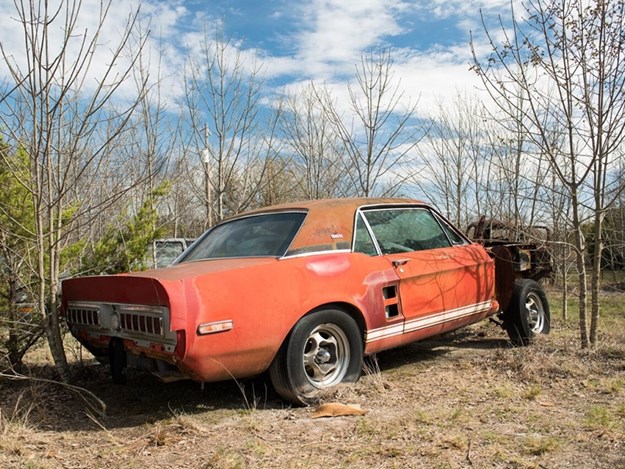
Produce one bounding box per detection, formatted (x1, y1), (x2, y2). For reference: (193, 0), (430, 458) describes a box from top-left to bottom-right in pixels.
(504, 279), (551, 346)
(269, 309), (363, 405)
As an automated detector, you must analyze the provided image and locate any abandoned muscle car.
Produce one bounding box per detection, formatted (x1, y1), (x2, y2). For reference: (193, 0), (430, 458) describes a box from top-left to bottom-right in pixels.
(62, 198), (550, 404)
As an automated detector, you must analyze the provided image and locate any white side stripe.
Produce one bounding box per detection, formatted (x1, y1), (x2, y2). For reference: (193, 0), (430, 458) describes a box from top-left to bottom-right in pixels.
(366, 323), (404, 342)
(366, 301), (492, 343)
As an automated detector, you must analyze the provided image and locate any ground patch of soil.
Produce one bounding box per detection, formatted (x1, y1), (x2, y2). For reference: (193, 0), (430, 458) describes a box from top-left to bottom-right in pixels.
(1, 314), (624, 468)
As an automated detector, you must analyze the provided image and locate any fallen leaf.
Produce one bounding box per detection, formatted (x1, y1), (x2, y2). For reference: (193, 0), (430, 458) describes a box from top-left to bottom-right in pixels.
(311, 403), (368, 419)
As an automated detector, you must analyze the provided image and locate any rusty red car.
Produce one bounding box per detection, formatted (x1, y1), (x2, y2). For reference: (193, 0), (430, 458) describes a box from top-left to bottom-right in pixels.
(62, 198), (550, 404)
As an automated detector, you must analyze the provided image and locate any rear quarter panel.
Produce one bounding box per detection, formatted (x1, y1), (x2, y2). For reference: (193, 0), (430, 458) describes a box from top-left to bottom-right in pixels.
(177, 252), (399, 381)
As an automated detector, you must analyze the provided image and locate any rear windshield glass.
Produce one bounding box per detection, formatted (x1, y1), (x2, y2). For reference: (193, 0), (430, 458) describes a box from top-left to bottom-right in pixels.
(180, 212), (306, 261)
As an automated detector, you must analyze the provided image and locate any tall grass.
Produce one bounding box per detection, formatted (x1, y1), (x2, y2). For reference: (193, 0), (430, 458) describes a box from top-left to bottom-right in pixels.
(0, 388), (38, 455)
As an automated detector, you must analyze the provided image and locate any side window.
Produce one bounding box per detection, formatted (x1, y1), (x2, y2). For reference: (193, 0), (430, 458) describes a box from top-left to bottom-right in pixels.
(435, 213), (467, 246)
(362, 208), (452, 254)
(353, 213), (378, 255)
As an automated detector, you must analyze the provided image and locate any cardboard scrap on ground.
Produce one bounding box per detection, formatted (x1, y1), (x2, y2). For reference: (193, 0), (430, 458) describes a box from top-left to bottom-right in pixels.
(311, 403), (368, 419)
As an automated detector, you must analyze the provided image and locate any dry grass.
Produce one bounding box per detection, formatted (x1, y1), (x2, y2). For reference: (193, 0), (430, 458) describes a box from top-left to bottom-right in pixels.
(1, 290), (624, 468)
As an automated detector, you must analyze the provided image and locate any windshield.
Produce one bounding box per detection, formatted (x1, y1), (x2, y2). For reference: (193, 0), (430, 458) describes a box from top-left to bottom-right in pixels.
(180, 212), (307, 262)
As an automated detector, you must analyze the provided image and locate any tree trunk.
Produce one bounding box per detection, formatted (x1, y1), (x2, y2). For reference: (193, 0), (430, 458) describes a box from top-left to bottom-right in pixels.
(572, 203), (589, 348)
(589, 211), (604, 346)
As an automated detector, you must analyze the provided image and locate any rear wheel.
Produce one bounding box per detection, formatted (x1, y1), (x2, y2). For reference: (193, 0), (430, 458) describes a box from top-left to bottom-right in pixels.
(269, 309), (363, 405)
(504, 279), (550, 346)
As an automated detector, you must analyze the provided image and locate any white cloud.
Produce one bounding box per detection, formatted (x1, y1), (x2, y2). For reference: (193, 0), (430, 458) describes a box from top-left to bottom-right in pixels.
(424, 0), (516, 19)
(286, 0), (411, 79)
(0, 0), (519, 122)
(0, 0), (192, 106)
(264, 0), (514, 118)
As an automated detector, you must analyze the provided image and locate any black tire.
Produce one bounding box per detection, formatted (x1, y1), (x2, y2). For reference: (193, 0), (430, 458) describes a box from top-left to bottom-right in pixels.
(504, 279), (551, 346)
(269, 309), (363, 406)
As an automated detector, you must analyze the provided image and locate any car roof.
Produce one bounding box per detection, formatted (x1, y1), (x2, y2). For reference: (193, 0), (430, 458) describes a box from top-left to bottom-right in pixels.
(225, 197), (428, 257)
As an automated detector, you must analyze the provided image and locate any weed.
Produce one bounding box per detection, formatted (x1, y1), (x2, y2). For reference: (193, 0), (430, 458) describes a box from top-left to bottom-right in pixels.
(356, 417), (376, 436)
(584, 405), (612, 430)
(443, 433), (467, 450)
(0, 388), (38, 457)
(201, 446), (246, 469)
(148, 422), (169, 447)
(449, 407), (464, 421)
(235, 412), (264, 436)
(522, 384), (542, 400)
(207, 357), (267, 411)
(585, 377), (624, 394)
(1, 389), (35, 432)
(376, 445), (402, 457)
(413, 408), (433, 425)
(362, 353), (390, 393)
(480, 430), (507, 445)
(166, 410), (206, 435)
(237, 380), (268, 411)
(244, 439), (271, 459)
(493, 384), (514, 399)
(523, 434), (560, 455)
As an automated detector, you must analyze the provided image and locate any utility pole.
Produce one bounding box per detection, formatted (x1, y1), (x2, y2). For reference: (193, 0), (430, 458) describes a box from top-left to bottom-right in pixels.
(203, 124), (212, 229)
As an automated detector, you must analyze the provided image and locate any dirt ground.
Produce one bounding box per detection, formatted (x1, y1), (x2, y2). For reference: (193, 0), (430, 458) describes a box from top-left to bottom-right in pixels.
(1, 298), (624, 468)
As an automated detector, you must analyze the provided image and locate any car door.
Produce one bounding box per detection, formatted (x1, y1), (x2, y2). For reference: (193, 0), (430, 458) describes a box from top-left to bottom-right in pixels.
(360, 207), (493, 339)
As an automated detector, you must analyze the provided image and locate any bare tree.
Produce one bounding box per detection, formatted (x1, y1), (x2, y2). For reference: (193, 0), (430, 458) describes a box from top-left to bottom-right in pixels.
(0, 0), (149, 377)
(471, 0), (625, 347)
(182, 28), (282, 226)
(281, 84), (348, 199)
(124, 30), (183, 265)
(314, 49), (424, 197)
(416, 93), (494, 227)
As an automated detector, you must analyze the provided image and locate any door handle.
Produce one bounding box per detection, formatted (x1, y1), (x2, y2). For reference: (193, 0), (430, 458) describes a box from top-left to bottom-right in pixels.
(392, 258), (409, 267)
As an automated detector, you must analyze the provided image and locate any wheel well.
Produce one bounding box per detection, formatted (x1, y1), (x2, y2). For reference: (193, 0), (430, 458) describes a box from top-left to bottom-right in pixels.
(307, 302), (366, 345)
(269, 302), (367, 368)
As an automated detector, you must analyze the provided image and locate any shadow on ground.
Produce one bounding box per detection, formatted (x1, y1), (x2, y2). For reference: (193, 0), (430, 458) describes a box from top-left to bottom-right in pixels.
(0, 325), (512, 433)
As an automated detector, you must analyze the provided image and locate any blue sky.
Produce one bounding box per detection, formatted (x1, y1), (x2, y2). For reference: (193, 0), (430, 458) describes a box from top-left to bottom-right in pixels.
(180, 0), (512, 112)
(0, 0), (514, 116)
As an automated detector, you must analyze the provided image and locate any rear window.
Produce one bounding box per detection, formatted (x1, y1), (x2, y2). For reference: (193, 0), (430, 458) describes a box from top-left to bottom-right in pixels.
(180, 212), (306, 261)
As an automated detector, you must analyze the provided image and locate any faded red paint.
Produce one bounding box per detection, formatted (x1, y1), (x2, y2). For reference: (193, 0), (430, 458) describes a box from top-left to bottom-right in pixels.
(62, 198), (498, 385)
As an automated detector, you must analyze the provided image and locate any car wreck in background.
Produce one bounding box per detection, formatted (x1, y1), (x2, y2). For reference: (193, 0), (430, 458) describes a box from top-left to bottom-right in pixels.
(62, 199), (551, 405)
(466, 216), (553, 334)
(466, 215), (552, 281)
(146, 238), (196, 269)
